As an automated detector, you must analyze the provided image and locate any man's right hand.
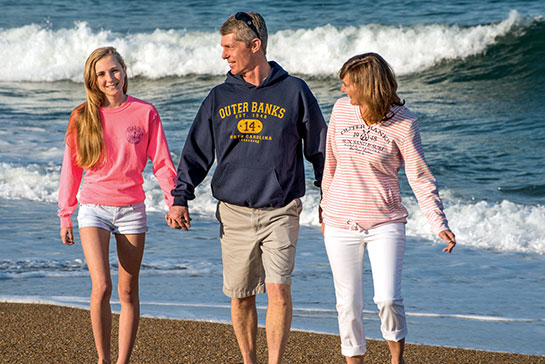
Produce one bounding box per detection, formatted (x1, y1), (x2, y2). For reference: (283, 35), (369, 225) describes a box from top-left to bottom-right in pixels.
(165, 205), (192, 231)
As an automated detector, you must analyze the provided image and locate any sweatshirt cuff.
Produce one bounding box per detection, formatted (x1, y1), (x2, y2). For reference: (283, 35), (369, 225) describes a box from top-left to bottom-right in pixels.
(431, 220), (450, 236)
(60, 216), (73, 228)
(173, 196), (188, 207)
(165, 194), (175, 208)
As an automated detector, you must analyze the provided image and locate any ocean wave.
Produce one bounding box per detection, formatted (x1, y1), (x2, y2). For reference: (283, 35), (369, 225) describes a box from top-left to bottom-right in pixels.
(0, 11), (527, 81)
(2, 162), (543, 254)
(0, 258), (87, 279)
(0, 163), (61, 203)
(0, 257), (219, 279)
(405, 192), (545, 255)
(419, 13), (545, 82)
(0, 162), (174, 211)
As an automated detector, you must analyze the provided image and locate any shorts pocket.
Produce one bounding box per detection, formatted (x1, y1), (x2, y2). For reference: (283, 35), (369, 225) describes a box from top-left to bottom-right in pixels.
(130, 201), (146, 212)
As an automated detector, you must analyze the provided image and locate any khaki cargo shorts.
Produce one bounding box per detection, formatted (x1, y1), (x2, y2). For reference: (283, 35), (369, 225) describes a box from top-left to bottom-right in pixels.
(215, 198), (302, 298)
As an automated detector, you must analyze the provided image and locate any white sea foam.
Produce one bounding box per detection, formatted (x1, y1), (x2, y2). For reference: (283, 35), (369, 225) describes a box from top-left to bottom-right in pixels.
(2, 296), (541, 324)
(0, 162), (60, 203)
(0, 295), (68, 305)
(405, 192), (545, 255)
(0, 256), (219, 279)
(0, 270), (89, 279)
(0, 12), (520, 81)
(0, 295), (92, 312)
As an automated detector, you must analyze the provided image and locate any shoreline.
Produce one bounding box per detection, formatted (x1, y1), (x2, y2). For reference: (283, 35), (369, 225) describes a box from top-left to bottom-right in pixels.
(1, 302), (543, 363)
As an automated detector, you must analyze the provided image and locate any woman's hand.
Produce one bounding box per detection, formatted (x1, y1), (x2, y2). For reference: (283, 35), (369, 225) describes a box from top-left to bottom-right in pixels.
(60, 227), (74, 245)
(438, 230), (456, 253)
(318, 206), (325, 235)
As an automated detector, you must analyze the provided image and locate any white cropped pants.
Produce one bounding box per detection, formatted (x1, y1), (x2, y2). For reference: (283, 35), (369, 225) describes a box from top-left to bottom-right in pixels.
(324, 222), (407, 357)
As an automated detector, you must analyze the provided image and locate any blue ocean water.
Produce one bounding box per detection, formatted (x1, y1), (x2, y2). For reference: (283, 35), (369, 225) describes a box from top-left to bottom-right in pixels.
(1, 0), (545, 356)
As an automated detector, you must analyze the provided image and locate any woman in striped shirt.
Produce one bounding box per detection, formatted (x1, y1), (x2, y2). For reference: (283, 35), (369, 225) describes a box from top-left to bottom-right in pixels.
(320, 53), (456, 364)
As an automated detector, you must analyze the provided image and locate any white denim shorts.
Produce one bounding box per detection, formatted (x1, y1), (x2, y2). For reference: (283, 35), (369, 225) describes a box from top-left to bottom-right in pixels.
(77, 202), (148, 234)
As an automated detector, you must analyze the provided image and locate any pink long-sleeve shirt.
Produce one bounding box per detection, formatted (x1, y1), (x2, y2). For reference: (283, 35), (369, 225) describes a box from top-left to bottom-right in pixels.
(58, 96), (177, 228)
(321, 97), (449, 235)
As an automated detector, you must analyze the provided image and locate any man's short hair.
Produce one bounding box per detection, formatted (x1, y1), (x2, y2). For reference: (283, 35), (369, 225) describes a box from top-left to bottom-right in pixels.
(220, 12), (268, 55)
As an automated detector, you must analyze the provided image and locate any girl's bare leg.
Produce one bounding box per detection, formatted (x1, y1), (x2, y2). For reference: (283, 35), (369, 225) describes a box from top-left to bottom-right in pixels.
(80, 227), (113, 364)
(114, 233), (145, 364)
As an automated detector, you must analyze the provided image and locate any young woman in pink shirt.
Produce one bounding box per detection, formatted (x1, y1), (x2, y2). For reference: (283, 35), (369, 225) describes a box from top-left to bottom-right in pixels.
(58, 47), (177, 364)
(320, 53), (456, 364)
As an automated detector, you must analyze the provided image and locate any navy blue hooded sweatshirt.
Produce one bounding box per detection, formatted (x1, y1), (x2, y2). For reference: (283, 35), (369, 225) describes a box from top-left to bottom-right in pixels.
(172, 61), (327, 208)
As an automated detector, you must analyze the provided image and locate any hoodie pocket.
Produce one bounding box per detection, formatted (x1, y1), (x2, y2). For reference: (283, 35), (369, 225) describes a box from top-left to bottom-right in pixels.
(211, 163), (284, 207)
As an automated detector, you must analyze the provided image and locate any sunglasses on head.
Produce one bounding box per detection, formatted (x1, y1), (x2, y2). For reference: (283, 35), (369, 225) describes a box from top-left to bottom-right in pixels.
(235, 12), (260, 40)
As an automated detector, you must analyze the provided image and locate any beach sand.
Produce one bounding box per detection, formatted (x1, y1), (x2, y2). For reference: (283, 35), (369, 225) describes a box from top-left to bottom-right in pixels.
(1, 302), (543, 363)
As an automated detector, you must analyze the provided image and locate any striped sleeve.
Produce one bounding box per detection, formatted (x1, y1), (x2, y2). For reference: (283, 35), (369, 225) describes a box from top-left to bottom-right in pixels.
(320, 104), (337, 209)
(401, 119), (449, 234)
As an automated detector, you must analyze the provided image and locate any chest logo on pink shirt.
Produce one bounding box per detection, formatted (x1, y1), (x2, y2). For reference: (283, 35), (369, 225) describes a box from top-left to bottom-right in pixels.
(126, 126), (144, 144)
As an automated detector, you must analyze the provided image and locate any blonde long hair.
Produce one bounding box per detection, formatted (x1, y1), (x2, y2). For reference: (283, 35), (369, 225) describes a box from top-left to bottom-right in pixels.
(339, 53), (404, 124)
(67, 47), (128, 169)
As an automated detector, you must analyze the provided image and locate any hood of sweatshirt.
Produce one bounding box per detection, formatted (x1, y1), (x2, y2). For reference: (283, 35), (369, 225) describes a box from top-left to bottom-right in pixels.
(224, 61), (289, 89)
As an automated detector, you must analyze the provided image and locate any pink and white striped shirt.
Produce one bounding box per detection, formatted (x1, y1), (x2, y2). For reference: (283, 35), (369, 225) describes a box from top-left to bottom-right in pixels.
(321, 97), (449, 235)
(58, 96), (177, 228)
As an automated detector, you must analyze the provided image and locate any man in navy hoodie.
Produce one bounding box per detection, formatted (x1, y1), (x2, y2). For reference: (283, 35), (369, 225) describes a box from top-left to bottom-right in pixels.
(167, 11), (327, 364)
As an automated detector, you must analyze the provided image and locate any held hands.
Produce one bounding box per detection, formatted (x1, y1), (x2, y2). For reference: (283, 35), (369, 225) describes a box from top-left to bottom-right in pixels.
(60, 227), (74, 245)
(438, 230), (456, 254)
(165, 205), (192, 231)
